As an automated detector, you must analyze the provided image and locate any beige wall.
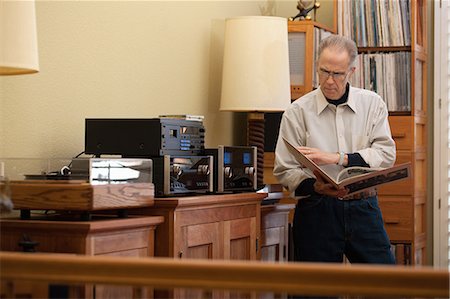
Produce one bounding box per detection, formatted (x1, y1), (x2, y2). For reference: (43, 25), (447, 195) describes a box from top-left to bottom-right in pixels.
(0, 0), (335, 159)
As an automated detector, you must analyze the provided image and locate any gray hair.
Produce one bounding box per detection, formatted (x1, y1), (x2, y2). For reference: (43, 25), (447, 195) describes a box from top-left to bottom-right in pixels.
(317, 35), (358, 67)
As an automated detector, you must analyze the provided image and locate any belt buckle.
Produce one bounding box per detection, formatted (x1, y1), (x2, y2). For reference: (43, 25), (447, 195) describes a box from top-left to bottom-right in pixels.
(340, 189), (377, 201)
(338, 193), (357, 201)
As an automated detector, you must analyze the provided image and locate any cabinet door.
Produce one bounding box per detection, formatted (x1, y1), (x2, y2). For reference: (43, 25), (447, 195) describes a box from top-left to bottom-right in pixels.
(260, 226), (285, 262)
(95, 249), (151, 299)
(178, 221), (223, 259)
(259, 204), (293, 262)
(176, 217), (257, 298)
(176, 222), (223, 299)
(224, 217), (257, 260)
(175, 217), (258, 261)
(223, 217), (258, 299)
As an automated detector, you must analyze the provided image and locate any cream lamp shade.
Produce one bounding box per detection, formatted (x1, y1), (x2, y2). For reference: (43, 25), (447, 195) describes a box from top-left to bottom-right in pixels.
(0, 0), (39, 75)
(220, 16), (291, 112)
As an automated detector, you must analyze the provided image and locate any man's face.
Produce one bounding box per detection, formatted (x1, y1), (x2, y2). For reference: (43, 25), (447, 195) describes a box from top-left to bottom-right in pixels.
(317, 47), (355, 100)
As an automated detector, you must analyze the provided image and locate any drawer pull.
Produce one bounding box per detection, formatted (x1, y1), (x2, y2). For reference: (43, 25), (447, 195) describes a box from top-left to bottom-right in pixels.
(392, 133), (406, 139)
(18, 234), (39, 252)
(384, 218), (400, 224)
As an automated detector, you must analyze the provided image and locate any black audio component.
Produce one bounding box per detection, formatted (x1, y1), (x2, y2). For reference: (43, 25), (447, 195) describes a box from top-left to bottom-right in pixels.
(152, 155), (213, 196)
(84, 118), (205, 157)
(205, 146), (257, 193)
(264, 112), (283, 152)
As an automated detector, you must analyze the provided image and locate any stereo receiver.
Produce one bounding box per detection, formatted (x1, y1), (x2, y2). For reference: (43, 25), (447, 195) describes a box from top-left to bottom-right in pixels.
(205, 146), (257, 193)
(152, 155), (213, 196)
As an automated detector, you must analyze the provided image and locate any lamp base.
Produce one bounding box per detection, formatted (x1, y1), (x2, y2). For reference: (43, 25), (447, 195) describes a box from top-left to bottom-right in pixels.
(247, 112), (265, 190)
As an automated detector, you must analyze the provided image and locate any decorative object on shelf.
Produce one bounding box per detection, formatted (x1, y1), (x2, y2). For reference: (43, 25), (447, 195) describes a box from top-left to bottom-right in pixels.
(0, 161), (13, 213)
(0, 178), (13, 214)
(0, 0), (39, 75)
(289, 0), (321, 21)
(220, 16), (291, 189)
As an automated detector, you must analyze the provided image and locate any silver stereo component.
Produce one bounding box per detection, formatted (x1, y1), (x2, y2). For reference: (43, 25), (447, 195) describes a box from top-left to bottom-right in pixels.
(70, 158), (153, 185)
(152, 155), (213, 196)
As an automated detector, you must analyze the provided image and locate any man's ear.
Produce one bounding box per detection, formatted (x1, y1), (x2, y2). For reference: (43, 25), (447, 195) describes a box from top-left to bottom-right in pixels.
(347, 66), (356, 79)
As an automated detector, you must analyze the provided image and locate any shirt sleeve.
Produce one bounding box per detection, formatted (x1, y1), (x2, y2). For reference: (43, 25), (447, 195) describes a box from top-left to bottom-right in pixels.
(294, 178), (318, 196)
(273, 106), (313, 192)
(356, 99), (396, 168)
(347, 153), (370, 167)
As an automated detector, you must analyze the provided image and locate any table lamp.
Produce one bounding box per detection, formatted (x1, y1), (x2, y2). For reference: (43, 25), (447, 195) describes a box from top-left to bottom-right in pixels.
(0, 0), (39, 75)
(220, 16), (291, 190)
(0, 0), (39, 213)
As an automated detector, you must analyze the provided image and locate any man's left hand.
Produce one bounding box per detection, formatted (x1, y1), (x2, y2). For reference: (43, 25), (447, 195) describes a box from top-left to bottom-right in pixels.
(298, 146), (339, 165)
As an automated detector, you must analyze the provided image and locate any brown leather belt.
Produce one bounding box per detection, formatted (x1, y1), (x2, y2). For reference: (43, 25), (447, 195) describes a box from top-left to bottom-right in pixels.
(338, 189), (377, 201)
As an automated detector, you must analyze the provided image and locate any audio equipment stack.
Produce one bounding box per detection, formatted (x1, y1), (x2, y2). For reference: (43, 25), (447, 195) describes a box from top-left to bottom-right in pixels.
(84, 117), (257, 196)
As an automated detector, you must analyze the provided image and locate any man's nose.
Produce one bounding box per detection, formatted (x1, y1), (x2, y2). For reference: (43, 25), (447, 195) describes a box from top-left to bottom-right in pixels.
(325, 75), (335, 84)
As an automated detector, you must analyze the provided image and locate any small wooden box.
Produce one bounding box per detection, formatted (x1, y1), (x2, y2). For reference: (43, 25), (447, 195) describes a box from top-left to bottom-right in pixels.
(3, 180), (154, 211)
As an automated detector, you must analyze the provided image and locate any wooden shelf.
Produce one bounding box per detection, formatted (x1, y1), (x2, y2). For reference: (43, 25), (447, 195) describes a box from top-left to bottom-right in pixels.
(358, 46), (411, 53)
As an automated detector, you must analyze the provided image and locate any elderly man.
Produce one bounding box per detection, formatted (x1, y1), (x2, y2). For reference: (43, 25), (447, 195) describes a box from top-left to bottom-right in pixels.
(274, 35), (396, 264)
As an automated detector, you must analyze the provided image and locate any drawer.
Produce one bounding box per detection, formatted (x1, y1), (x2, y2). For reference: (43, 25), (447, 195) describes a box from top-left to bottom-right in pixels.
(92, 228), (151, 255)
(378, 151), (414, 196)
(388, 116), (426, 150)
(378, 151), (426, 196)
(378, 196), (413, 242)
(389, 116), (413, 150)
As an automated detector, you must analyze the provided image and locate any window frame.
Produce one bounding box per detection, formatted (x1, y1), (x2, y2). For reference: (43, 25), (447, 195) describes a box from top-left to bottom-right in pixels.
(433, 0), (450, 269)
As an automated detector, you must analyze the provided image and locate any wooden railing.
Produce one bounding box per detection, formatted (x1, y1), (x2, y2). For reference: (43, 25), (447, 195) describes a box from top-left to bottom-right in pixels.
(0, 252), (448, 298)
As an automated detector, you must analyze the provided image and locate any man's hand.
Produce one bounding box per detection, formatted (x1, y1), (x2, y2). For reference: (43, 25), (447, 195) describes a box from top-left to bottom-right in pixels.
(313, 170), (348, 198)
(298, 146), (340, 165)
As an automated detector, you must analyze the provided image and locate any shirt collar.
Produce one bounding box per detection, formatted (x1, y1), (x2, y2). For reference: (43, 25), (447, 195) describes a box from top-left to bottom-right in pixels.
(316, 84), (357, 114)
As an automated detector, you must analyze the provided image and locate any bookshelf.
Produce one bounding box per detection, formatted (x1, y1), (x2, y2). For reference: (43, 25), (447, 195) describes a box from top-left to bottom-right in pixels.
(338, 0), (428, 265)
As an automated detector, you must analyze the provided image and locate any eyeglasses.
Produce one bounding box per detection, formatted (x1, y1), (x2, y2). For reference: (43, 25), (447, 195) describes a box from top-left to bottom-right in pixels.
(317, 68), (349, 81)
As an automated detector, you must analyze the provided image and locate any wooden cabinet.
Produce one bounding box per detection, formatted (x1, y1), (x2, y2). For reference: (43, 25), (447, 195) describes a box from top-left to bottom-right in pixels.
(259, 203), (294, 262)
(0, 215), (164, 298)
(338, 0), (428, 265)
(133, 193), (265, 260)
(132, 192), (265, 298)
(378, 115), (427, 265)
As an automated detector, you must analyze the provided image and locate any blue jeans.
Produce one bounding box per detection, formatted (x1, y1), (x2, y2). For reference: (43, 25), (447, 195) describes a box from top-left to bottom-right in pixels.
(292, 195), (395, 264)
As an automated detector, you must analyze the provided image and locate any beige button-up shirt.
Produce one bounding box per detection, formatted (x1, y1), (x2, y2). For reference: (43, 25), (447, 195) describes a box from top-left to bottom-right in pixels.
(273, 86), (396, 193)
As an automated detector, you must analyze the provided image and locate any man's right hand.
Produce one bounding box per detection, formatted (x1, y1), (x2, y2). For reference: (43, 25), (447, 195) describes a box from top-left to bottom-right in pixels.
(312, 170), (348, 198)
